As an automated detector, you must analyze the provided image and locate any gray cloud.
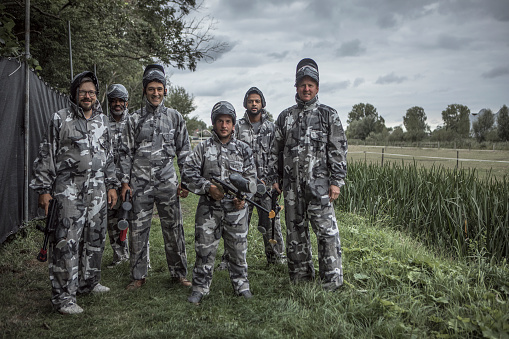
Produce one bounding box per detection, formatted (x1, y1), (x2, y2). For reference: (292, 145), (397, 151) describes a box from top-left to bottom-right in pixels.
(336, 39), (367, 57)
(376, 72), (408, 84)
(353, 78), (365, 87)
(482, 66), (509, 79)
(435, 34), (471, 50)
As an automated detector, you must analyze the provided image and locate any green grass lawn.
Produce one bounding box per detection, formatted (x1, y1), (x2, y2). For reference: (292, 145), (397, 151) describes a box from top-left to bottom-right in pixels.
(348, 145), (509, 179)
(1, 192), (508, 338)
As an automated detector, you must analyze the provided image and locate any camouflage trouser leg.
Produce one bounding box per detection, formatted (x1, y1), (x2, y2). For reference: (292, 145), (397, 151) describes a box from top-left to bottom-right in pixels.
(49, 194), (107, 309)
(192, 201), (250, 295)
(251, 195), (285, 263)
(284, 185), (343, 290)
(155, 191), (188, 278)
(129, 192), (154, 281)
(107, 199), (129, 262)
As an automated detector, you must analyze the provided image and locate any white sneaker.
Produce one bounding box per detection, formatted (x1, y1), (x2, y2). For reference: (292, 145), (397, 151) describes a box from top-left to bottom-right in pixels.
(91, 283), (110, 294)
(58, 302), (83, 315)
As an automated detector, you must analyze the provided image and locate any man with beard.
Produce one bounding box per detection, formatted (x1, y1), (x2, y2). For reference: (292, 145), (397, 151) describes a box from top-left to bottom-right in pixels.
(119, 64), (191, 290)
(182, 101), (256, 304)
(30, 71), (119, 314)
(271, 58), (347, 291)
(105, 84), (130, 267)
(218, 87), (285, 269)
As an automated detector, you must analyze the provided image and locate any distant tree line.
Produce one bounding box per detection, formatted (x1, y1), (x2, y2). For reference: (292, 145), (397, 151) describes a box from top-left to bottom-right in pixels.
(346, 103), (509, 146)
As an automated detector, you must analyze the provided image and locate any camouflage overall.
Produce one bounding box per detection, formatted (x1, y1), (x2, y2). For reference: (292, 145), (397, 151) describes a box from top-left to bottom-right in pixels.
(30, 101), (119, 309)
(182, 131), (257, 295)
(272, 95), (347, 290)
(235, 111), (284, 262)
(107, 111), (129, 263)
(119, 99), (190, 281)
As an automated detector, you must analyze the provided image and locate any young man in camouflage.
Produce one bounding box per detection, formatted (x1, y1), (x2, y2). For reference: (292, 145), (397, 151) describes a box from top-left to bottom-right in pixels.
(105, 84), (130, 267)
(119, 64), (191, 290)
(271, 58), (347, 291)
(182, 101), (256, 304)
(235, 87), (285, 264)
(30, 71), (119, 314)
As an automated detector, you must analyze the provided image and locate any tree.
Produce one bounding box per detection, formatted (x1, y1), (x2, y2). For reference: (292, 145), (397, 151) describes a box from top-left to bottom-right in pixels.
(441, 104), (470, 138)
(497, 105), (509, 141)
(186, 116), (207, 137)
(403, 106), (429, 142)
(472, 109), (495, 142)
(167, 85), (197, 120)
(346, 103), (386, 140)
(3, 0), (226, 95)
(388, 126), (404, 142)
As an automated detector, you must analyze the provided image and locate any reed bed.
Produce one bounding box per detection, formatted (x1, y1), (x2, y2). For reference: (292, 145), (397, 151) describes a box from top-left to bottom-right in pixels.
(338, 160), (509, 261)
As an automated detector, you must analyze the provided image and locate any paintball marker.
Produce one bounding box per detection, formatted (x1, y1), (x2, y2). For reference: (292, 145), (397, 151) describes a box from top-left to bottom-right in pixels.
(210, 173), (270, 214)
(118, 190), (131, 242)
(268, 188), (282, 245)
(36, 198), (64, 262)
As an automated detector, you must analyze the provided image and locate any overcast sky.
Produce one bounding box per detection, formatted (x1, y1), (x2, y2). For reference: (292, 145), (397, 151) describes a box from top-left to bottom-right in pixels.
(168, 0), (509, 130)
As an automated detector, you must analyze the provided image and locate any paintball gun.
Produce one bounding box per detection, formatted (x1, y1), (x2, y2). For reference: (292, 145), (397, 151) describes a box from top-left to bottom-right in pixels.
(36, 198), (65, 262)
(210, 173), (270, 214)
(268, 188), (282, 245)
(118, 190), (131, 242)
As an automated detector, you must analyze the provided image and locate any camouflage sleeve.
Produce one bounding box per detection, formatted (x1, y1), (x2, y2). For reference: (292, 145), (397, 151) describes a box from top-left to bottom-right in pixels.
(30, 112), (60, 194)
(241, 143), (257, 200)
(327, 108), (348, 187)
(268, 111), (285, 185)
(181, 142), (210, 195)
(118, 114), (135, 184)
(174, 110), (191, 174)
(103, 116), (120, 190)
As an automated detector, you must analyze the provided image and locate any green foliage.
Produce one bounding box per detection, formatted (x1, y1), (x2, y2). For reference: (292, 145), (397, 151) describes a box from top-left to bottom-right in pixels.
(497, 105), (509, 141)
(337, 161), (509, 260)
(403, 106), (429, 142)
(186, 116), (207, 137)
(167, 85), (197, 119)
(388, 126), (404, 142)
(346, 103), (387, 140)
(472, 109), (495, 142)
(2, 0), (225, 95)
(441, 104), (471, 138)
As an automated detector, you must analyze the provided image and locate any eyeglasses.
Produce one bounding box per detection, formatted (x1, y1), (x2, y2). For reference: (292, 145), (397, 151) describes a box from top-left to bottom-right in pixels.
(78, 90), (98, 97)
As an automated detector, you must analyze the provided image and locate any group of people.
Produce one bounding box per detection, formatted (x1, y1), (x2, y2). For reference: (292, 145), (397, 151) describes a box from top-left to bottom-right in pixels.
(30, 58), (348, 314)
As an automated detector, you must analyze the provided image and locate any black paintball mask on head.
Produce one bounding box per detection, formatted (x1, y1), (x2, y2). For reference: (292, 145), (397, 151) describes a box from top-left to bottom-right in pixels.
(295, 58), (319, 87)
(107, 84), (129, 116)
(243, 87), (266, 116)
(142, 64), (167, 96)
(70, 71), (99, 104)
(211, 101), (236, 126)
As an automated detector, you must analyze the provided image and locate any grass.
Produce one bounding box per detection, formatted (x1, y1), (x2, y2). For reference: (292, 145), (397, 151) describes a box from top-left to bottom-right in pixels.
(1, 191), (508, 338)
(348, 145), (509, 180)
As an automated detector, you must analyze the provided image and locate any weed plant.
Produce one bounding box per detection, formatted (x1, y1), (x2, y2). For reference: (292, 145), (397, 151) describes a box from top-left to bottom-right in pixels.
(338, 161), (509, 261)
(1, 193), (508, 338)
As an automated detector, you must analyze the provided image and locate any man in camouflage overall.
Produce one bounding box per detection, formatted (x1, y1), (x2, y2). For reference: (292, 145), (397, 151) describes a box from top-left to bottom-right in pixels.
(182, 101), (256, 304)
(30, 71), (119, 314)
(119, 64), (191, 290)
(235, 87), (285, 264)
(105, 84), (130, 267)
(271, 58), (347, 291)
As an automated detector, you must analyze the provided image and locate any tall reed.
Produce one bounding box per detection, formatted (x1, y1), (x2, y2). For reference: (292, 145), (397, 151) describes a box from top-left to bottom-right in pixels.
(337, 161), (509, 260)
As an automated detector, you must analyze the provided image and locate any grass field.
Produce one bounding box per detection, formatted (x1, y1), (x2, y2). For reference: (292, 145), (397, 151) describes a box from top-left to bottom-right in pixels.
(1, 190), (508, 338)
(348, 145), (509, 179)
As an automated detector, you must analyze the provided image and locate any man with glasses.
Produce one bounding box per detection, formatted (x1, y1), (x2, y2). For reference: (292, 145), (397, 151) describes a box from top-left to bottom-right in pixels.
(31, 71), (119, 314)
(119, 64), (191, 290)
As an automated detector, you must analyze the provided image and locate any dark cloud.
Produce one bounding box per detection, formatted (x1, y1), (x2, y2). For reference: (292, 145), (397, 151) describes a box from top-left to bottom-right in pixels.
(435, 34), (471, 50)
(482, 66), (509, 79)
(376, 72), (408, 84)
(353, 78), (365, 87)
(377, 13), (398, 29)
(268, 51), (290, 60)
(336, 39), (366, 57)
